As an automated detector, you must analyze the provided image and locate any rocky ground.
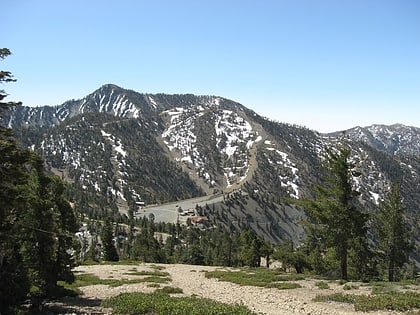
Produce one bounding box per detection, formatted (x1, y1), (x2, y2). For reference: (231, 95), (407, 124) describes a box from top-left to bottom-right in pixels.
(46, 263), (418, 315)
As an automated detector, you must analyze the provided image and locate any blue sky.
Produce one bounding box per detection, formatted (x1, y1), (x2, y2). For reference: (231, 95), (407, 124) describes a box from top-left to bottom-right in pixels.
(3, 0), (420, 132)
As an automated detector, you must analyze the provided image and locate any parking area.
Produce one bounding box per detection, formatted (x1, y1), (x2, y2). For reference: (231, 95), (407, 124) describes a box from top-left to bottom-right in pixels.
(135, 194), (224, 224)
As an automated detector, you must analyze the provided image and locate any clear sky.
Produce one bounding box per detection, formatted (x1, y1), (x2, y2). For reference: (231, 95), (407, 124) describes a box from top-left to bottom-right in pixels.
(3, 0), (420, 132)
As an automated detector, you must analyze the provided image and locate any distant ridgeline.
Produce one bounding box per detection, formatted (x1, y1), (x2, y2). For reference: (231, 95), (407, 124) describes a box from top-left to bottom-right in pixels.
(4, 84), (420, 268)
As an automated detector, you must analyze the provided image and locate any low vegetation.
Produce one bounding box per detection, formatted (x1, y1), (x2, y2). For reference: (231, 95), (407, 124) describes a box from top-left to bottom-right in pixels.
(61, 263), (419, 314)
(205, 268), (302, 289)
(60, 271), (170, 291)
(314, 291), (420, 312)
(123, 270), (169, 277)
(343, 283), (360, 290)
(155, 286), (183, 294)
(315, 281), (330, 289)
(101, 292), (257, 315)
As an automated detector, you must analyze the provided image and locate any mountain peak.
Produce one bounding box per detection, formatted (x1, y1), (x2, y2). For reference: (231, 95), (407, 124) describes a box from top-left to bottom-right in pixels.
(94, 83), (126, 95)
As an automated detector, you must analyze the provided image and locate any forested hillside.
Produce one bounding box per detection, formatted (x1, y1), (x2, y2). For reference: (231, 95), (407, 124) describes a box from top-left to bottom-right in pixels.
(5, 84), (420, 254)
(3, 81), (419, 300)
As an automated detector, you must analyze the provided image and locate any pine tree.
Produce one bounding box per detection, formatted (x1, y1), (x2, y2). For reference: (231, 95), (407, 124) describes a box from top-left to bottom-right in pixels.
(101, 217), (119, 261)
(17, 155), (78, 305)
(238, 229), (260, 267)
(0, 48), (30, 313)
(298, 145), (368, 280)
(50, 175), (79, 283)
(1, 49), (78, 312)
(376, 182), (412, 281)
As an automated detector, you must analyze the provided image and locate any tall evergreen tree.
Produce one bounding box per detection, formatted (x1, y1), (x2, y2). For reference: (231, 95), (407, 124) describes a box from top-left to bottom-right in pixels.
(0, 49), (78, 312)
(298, 145), (368, 280)
(101, 217), (119, 261)
(0, 48), (30, 313)
(17, 155), (78, 306)
(376, 182), (412, 281)
(238, 229), (261, 267)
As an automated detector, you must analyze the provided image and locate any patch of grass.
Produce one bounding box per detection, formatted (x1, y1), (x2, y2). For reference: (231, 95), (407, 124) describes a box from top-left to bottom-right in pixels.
(370, 282), (399, 295)
(155, 286), (183, 294)
(66, 272), (170, 289)
(141, 276), (171, 284)
(315, 281), (330, 290)
(356, 292), (420, 312)
(101, 292), (257, 315)
(272, 282), (302, 289)
(343, 283), (359, 290)
(205, 269), (301, 290)
(314, 291), (420, 312)
(150, 264), (166, 271)
(71, 273), (109, 287)
(123, 270), (170, 277)
(314, 292), (357, 304)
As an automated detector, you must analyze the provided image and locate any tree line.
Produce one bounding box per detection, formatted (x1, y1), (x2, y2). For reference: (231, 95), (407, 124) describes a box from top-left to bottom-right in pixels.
(80, 213), (274, 269)
(109, 142), (412, 283)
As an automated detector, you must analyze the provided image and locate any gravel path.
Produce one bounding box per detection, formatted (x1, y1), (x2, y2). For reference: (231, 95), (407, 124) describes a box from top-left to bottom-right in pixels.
(52, 263), (416, 315)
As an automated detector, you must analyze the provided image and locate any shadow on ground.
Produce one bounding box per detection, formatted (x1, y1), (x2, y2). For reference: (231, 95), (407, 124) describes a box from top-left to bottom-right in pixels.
(43, 296), (111, 314)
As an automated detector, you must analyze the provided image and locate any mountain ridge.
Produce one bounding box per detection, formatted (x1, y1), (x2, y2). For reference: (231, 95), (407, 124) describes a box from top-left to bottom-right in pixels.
(326, 123), (420, 156)
(3, 84), (419, 265)
(7, 83), (419, 134)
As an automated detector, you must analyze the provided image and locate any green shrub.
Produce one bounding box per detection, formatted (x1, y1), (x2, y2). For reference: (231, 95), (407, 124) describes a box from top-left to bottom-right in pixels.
(67, 272), (170, 288)
(370, 282), (399, 294)
(101, 292), (257, 315)
(124, 270), (169, 277)
(155, 286), (183, 294)
(343, 283), (359, 290)
(313, 293), (357, 304)
(314, 291), (420, 312)
(315, 281), (330, 289)
(205, 269), (302, 289)
(355, 292), (420, 312)
(141, 276), (171, 284)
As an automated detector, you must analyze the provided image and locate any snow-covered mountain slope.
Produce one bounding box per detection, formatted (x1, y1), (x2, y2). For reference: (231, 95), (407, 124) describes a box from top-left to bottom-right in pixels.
(328, 124), (420, 156)
(4, 84), (419, 256)
(161, 106), (262, 192)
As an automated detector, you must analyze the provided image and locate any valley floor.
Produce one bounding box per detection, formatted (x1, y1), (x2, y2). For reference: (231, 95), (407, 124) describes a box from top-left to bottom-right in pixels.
(48, 263), (418, 315)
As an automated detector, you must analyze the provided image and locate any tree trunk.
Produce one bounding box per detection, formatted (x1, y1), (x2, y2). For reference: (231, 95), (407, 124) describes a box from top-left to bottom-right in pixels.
(340, 242), (348, 280)
(388, 258), (395, 282)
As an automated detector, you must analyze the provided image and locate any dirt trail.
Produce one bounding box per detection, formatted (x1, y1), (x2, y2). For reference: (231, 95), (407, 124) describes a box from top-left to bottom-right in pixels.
(62, 263), (412, 315)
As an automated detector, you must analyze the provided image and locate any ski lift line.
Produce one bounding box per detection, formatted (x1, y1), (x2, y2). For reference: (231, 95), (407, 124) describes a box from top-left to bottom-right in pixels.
(22, 226), (75, 237)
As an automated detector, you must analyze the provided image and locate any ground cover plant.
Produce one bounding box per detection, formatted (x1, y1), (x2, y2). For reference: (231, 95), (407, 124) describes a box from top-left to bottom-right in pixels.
(155, 286), (184, 294)
(205, 268), (302, 289)
(123, 270), (169, 277)
(60, 271), (170, 291)
(314, 291), (420, 312)
(315, 281), (330, 289)
(101, 292), (257, 315)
